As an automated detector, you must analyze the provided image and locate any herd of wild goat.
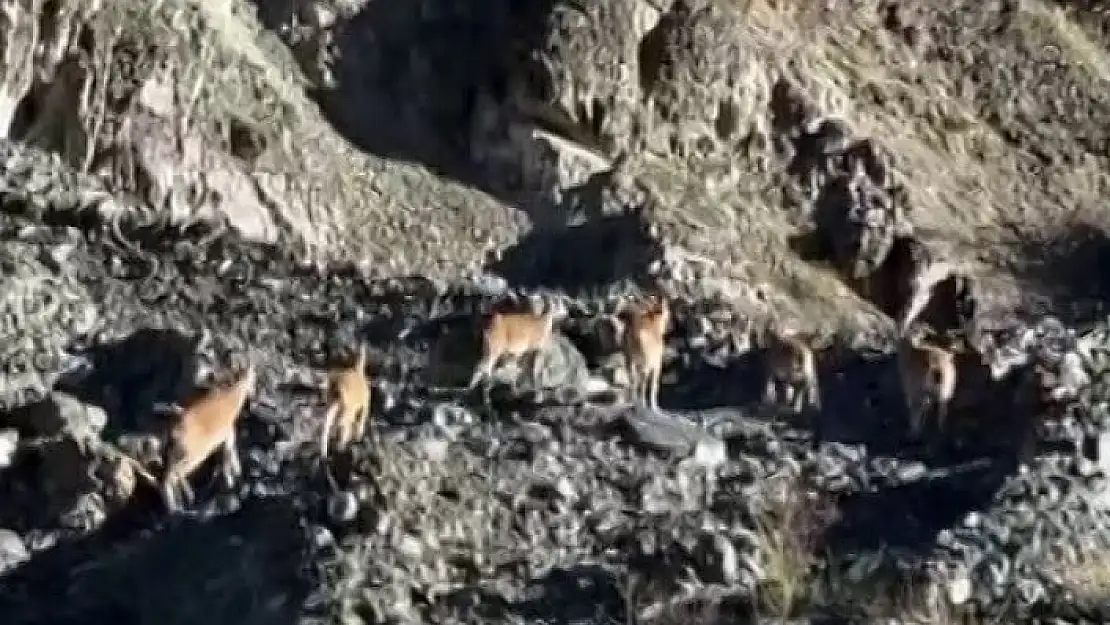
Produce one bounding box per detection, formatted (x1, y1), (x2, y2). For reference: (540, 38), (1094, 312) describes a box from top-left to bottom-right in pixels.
(98, 247), (1084, 518)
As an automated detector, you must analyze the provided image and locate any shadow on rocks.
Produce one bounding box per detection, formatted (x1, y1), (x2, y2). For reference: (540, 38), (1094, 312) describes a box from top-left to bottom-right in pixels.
(487, 212), (663, 295)
(815, 349), (909, 456)
(54, 326), (204, 441)
(820, 460), (1007, 556)
(817, 345), (1044, 465)
(1010, 221), (1110, 325)
(658, 349), (766, 412)
(253, 0), (558, 204)
(438, 564), (626, 624)
(0, 496), (312, 625)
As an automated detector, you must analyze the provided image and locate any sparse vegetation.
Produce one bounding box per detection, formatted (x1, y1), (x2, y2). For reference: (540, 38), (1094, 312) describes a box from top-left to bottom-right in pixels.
(752, 478), (839, 618)
(1050, 547), (1110, 605)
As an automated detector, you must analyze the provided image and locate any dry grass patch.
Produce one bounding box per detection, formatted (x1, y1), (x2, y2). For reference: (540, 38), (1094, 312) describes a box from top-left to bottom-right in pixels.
(1015, 0), (1110, 87)
(751, 479), (840, 618)
(1051, 547), (1110, 604)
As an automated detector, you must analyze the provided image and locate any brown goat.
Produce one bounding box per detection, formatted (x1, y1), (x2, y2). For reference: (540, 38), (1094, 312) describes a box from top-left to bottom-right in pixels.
(762, 328), (823, 415)
(620, 294), (670, 410)
(321, 343), (370, 458)
(897, 328), (960, 439)
(158, 362), (256, 512)
(468, 298), (564, 399)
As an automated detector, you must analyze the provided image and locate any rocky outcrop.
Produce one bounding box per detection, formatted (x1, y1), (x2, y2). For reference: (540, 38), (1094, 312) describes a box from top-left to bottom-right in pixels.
(0, 174), (1105, 621)
(3, 0), (1110, 622)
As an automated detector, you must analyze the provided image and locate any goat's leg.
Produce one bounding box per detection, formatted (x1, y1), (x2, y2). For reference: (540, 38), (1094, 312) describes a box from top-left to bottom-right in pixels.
(320, 401), (340, 459)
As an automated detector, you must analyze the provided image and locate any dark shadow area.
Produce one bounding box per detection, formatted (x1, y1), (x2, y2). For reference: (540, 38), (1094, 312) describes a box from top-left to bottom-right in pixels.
(51, 326), (202, 441)
(487, 213), (663, 294)
(821, 344), (1047, 466)
(1011, 222), (1110, 326)
(788, 229), (834, 265)
(0, 427), (261, 535)
(821, 459), (1007, 555)
(418, 314), (485, 390)
(354, 288), (496, 384)
(438, 564), (626, 624)
(810, 173), (856, 273)
(659, 349), (766, 412)
(559, 314), (619, 370)
(0, 435), (106, 533)
(251, 0), (559, 204)
(666, 337), (1045, 469)
(902, 274), (977, 337)
(789, 229), (975, 339)
(656, 337), (897, 445)
(815, 349), (908, 455)
(855, 234), (924, 320)
(637, 3), (687, 104)
(769, 77), (816, 137)
(0, 496), (312, 625)
(513, 565), (626, 623)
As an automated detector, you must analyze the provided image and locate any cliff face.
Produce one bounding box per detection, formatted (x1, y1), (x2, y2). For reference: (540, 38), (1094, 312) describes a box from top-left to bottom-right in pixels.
(1, 0), (1110, 623)
(247, 0), (1110, 321)
(4, 0), (1107, 315)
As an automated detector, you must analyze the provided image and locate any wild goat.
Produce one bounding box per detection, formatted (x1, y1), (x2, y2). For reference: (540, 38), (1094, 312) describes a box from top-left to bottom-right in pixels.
(896, 327), (960, 439)
(118, 361), (256, 513)
(321, 343), (370, 458)
(468, 297), (565, 400)
(761, 325), (824, 415)
(619, 293), (670, 410)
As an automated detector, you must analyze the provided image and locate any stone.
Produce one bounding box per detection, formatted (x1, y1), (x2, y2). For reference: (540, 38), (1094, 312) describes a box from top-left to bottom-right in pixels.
(2, 391), (107, 440)
(946, 572), (973, 606)
(689, 436), (727, 470)
(0, 428), (17, 469)
(328, 491), (360, 525)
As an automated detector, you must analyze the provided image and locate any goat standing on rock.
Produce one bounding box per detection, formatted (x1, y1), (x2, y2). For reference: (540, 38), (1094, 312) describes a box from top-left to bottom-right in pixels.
(321, 343), (370, 459)
(619, 293), (670, 410)
(468, 296), (567, 403)
(116, 360), (257, 514)
(761, 323), (824, 416)
(896, 326), (959, 440)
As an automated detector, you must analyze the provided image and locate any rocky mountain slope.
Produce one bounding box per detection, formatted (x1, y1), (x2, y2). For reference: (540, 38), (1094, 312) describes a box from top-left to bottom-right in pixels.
(2, 0), (1110, 623)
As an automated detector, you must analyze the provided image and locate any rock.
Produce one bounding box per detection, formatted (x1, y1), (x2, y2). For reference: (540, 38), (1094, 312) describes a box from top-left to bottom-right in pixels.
(398, 533), (423, 560)
(946, 571), (973, 606)
(0, 428), (17, 468)
(413, 438), (450, 462)
(694, 532), (741, 585)
(816, 173), (900, 280)
(895, 461), (928, 484)
(431, 402), (474, 429)
(310, 524), (336, 550)
(0, 529), (28, 574)
(1015, 577), (1047, 606)
(614, 405), (705, 454)
(327, 491), (360, 525)
(1, 391), (107, 440)
(689, 435), (727, 469)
